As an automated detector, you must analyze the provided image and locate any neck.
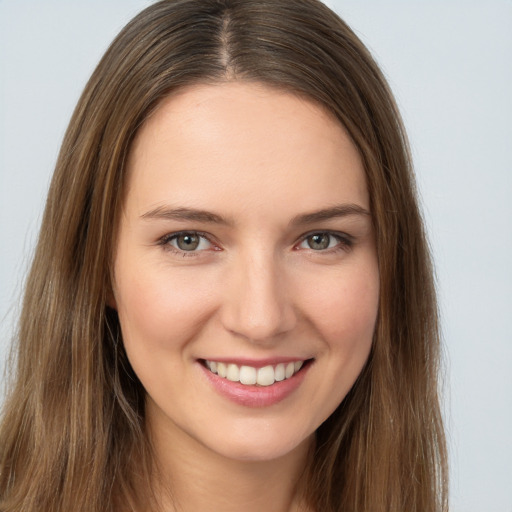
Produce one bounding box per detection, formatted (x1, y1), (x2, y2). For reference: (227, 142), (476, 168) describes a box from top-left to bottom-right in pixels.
(144, 402), (313, 512)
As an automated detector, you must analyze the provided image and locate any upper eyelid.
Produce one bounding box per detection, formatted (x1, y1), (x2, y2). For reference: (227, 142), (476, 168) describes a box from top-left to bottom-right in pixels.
(161, 230), (213, 242)
(159, 230), (218, 250)
(297, 229), (353, 243)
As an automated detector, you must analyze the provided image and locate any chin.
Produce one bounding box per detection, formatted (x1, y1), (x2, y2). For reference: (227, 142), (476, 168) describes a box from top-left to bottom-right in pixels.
(194, 418), (315, 463)
(209, 433), (312, 463)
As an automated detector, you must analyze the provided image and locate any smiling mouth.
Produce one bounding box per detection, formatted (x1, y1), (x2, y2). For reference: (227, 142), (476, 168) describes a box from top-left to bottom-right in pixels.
(202, 359), (310, 387)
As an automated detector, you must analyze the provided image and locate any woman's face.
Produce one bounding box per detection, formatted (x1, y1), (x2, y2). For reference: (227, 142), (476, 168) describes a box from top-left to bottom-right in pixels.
(113, 82), (379, 462)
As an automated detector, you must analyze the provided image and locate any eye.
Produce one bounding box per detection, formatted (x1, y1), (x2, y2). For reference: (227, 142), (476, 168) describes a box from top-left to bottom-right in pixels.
(163, 232), (213, 252)
(298, 232), (350, 251)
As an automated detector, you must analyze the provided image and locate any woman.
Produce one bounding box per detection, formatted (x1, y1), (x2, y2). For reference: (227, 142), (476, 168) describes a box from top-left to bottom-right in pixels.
(0, 0), (448, 511)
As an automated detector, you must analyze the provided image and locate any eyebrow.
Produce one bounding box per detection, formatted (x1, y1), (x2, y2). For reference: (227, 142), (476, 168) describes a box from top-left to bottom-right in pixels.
(140, 206), (233, 225)
(289, 204), (371, 226)
(140, 203), (370, 226)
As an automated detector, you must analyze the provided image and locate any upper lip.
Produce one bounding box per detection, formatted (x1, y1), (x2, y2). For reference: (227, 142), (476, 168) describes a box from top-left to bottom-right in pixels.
(199, 357), (312, 369)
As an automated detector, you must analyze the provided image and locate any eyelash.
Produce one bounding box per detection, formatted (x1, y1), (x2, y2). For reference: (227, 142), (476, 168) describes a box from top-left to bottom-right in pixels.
(297, 231), (354, 253)
(157, 230), (353, 257)
(158, 231), (218, 257)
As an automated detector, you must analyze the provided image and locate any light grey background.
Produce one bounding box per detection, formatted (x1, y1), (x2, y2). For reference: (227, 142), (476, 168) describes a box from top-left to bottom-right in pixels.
(1, 1), (511, 510)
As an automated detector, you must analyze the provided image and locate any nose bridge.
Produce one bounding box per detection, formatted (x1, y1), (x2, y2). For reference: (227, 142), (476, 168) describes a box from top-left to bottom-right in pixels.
(221, 246), (296, 342)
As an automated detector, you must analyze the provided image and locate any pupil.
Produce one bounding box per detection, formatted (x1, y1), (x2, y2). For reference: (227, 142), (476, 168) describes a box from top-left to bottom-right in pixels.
(177, 234), (199, 251)
(309, 234), (329, 250)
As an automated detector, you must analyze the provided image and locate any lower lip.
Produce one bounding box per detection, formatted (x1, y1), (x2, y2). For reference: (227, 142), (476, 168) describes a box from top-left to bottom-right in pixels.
(199, 362), (310, 408)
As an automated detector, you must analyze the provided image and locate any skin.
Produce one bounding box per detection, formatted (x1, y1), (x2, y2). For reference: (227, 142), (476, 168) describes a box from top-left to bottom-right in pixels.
(113, 81), (380, 511)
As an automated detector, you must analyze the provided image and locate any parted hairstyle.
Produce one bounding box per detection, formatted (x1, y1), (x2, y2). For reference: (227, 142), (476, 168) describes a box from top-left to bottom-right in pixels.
(0, 1), (448, 511)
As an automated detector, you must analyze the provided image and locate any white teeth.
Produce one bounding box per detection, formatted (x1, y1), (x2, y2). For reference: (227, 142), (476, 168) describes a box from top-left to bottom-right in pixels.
(226, 364), (239, 382)
(257, 365), (275, 386)
(274, 363), (285, 381)
(204, 359), (306, 386)
(217, 362), (227, 378)
(239, 365), (257, 385)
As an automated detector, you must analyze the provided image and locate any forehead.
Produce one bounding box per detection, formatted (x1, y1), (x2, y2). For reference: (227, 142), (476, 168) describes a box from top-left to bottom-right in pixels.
(124, 81), (368, 220)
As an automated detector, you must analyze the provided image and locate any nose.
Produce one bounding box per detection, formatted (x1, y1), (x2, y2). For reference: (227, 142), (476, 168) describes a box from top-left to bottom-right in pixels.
(220, 250), (297, 343)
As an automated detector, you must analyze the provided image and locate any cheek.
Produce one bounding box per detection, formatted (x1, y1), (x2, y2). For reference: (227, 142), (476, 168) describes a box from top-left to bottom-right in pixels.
(114, 263), (218, 352)
(302, 265), (380, 351)
(114, 265), (223, 401)
(290, 263), (379, 429)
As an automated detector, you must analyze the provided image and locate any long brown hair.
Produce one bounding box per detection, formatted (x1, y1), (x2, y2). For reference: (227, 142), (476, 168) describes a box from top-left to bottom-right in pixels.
(0, 1), (448, 510)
